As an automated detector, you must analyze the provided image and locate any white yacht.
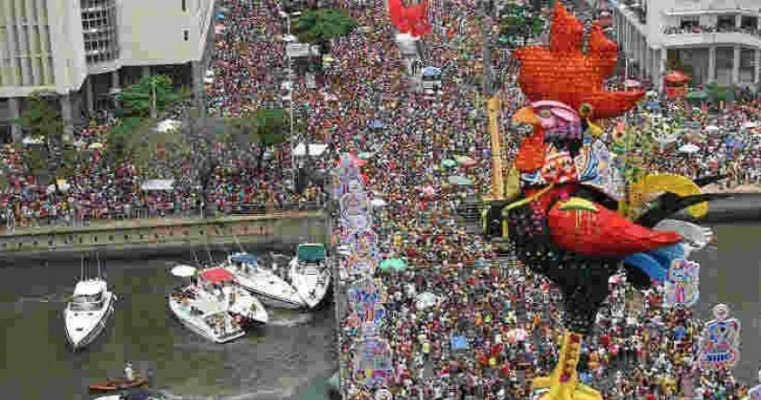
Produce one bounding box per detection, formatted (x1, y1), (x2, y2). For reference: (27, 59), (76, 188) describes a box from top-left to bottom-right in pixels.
(223, 253), (307, 310)
(64, 279), (116, 350)
(168, 266), (268, 343)
(289, 243), (331, 309)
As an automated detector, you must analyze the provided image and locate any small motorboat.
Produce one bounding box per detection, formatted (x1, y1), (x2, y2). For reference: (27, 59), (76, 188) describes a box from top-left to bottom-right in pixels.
(88, 377), (148, 392)
(289, 243), (331, 309)
(65, 255), (116, 351)
(65, 279), (116, 350)
(94, 388), (166, 400)
(223, 253), (307, 309)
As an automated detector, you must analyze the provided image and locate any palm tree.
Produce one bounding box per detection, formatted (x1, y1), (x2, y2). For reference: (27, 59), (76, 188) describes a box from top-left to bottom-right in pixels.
(292, 8), (358, 53)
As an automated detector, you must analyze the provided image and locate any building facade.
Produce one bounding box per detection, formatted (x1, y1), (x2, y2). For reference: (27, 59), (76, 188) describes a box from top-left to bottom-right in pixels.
(605, 0), (761, 92)
(0, 0), (215, 143)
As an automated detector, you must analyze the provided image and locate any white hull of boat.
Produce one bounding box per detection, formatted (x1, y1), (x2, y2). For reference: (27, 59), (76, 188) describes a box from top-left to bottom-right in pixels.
(64, 292), (115, 351)
(289, 258), (331, 309)
(225, 268), (307, 310)
(168, 297), (245, 343)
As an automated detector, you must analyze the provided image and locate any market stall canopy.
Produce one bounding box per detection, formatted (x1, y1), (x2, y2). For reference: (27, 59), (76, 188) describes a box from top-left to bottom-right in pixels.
(664, 70), (690, 83)
(140, 179), (175, 191)
(678, 143), (700, 154)
(448, 175), (473, 186)
(293, 143), (328, 157)
(200, 267), (235, 283)
(171, 265), (197, 278)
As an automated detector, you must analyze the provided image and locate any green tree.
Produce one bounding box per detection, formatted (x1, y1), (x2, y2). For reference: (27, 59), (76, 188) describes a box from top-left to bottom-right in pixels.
(292, 8), (357, 51)
(227, 108), (289, 169)
(118, 75), (182, 118)
(17, 91), (64, 186)
(17, 91), (63, 142)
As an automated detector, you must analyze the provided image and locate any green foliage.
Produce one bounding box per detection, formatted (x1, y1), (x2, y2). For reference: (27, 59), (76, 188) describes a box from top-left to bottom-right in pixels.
(706, 82), (730, 102)
(292, 8), (358, 44)
(118, 75), (182, 117)
(107, 117), (144, 162)
(17, 91), (63, 142)
(228, 108), (289, 147)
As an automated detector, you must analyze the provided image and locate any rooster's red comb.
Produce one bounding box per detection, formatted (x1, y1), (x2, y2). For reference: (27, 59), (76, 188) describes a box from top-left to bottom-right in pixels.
(513, 1), (643, 119)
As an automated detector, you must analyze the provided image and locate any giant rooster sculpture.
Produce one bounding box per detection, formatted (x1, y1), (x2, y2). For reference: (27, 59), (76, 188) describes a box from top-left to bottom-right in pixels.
(503, 3), (726, 399)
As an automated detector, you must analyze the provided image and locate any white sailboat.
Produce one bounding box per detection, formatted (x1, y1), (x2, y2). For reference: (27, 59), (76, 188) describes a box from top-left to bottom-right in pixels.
(223, 253), (307, 309)
(289, 243), (331, 309)
(64, 256), (116, 351)
(168, 265), (268, 343)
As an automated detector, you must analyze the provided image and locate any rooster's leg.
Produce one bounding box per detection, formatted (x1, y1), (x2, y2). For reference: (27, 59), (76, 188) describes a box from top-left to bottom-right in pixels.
(533, 330), (602, 400)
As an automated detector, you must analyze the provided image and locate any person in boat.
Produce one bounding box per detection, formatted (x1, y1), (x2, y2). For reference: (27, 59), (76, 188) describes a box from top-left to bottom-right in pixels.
(124, 361), (135, 382)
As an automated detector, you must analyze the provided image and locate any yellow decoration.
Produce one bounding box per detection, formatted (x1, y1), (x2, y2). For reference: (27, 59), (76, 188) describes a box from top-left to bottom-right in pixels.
(558, 197), (599, 213)
(505, 164), (521, 202)
(489, 357), (497, 367)
(627, 173), (707, 218)
(365, 368), (373, 378)
(586, 119), (603, 138)
(532, 330), (602, 400)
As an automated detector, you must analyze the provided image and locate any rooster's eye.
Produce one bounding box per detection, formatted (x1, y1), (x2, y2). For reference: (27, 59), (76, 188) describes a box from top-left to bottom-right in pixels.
(539, 110), (552, 119)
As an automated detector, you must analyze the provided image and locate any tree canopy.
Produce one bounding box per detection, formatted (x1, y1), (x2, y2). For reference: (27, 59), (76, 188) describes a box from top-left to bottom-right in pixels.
(292, 8), (358, 44)
(17, 91), (63, 142)
(228, 108), (289, 147)
(118, 75), (182, 117)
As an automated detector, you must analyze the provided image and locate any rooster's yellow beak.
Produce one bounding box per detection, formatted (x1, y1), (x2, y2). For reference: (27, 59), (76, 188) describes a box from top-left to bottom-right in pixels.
(512, 106), (540, 125)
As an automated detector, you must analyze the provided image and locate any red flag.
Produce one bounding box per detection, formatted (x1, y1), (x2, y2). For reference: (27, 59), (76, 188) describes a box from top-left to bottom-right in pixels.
(388, 0), (430, 38)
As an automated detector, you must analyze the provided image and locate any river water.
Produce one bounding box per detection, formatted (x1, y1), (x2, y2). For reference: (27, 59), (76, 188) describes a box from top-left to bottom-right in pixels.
(0, 246), (337, 400)
(1, 223), (760, 399)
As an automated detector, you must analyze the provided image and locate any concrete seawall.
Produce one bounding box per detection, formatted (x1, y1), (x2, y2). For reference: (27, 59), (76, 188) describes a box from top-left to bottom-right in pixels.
(0, 211), (328, 261)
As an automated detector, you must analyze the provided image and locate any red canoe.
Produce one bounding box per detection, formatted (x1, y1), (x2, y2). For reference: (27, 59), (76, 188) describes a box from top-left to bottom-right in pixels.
(88, 377), (148, 392)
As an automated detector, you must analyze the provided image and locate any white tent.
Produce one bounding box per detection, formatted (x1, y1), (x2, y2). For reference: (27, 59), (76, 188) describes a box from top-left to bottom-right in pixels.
(293, 143), (328, 157)
(141, 179), (175, 191)
(156, 119), (181, 133)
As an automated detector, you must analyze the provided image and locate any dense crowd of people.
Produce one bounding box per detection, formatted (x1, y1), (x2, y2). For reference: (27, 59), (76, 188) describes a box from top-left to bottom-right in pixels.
(0, 0), (759, 397)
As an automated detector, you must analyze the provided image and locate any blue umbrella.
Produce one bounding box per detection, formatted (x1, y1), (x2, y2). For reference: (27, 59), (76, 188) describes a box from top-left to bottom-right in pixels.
(215, 12), (226, 20)
(368, 120), (385, 129)
(422, 66), (442, 77)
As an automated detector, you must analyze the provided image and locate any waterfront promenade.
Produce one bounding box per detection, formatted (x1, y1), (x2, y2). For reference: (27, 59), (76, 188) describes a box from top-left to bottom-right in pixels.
(0, 207), (329, 258)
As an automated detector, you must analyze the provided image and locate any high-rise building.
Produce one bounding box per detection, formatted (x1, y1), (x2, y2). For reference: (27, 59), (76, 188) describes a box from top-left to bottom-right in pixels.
(0, 0), (216, 142)
(596, 0), (761, 92)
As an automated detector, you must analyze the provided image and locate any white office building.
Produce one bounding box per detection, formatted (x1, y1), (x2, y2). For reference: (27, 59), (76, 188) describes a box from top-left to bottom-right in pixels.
(601, 0), (761, 92)
(0, 0), (216, 142)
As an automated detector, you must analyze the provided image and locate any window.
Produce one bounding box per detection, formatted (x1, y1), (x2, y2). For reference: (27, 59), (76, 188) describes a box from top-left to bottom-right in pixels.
(183, 30), (189, 41)
(182, 0), (186, 11)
